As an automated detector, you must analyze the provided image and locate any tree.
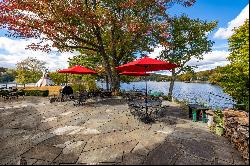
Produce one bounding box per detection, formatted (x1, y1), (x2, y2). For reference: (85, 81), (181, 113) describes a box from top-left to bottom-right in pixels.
(0, 68), (16, 83)
(68, 54), (99, 92)
(178, 71), (196, 82)
(0, 0), (196, 93)
(211, 20), (249, 111)
(159, 15), (217, 99)
(49, 72), (67, 85)
(16, 57), (46, 86)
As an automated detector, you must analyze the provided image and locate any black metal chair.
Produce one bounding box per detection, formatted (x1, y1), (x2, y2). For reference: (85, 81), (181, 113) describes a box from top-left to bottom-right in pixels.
(61, 86), (74, 101)
(73, 92), (89, 106)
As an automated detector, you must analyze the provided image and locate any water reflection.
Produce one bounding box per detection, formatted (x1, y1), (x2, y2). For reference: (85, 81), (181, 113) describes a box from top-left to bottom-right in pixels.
(98, 81), (236, 110)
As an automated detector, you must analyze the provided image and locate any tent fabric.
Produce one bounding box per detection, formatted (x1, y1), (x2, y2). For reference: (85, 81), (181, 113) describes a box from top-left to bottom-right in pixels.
(35, 74), (54, 87)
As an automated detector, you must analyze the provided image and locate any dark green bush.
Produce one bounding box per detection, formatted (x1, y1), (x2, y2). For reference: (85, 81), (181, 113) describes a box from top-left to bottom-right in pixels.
(17, 90), (25, 96)
(23, 90), (49, 97)
(0, 90), (9, 96)
(162, 95), (171, 101)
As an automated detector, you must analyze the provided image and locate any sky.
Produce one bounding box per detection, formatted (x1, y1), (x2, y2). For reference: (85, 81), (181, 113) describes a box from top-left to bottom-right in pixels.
(0, 0), (249, 73)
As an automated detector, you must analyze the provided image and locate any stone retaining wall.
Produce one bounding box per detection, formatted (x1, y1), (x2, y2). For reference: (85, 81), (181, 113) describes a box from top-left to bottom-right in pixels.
(223, 109), (249, 162)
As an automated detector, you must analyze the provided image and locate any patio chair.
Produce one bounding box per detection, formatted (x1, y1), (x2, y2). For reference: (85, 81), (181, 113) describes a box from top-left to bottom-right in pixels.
(99, 90), (112, 98)
(73, 92), (89, 106)
(0, 90), (10, 100)
(49, 86), (74, 103)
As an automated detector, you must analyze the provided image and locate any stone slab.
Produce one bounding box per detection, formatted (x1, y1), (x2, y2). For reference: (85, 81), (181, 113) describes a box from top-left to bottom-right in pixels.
(21, 144), (62, 162)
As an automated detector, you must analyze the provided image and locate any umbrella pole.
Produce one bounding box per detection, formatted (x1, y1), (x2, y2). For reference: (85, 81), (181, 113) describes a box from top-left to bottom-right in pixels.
(145, 77), (148, 115)
(145, 67), (148, 116)
(66, 74), (68, 86)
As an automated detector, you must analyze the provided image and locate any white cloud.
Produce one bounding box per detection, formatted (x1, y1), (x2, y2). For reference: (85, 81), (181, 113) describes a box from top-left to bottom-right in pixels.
(148, 45), (164, 59)
(214, 4), (249, 39)
(187, 50), (230, 68)
(148, 45), (230, 74)
(0, 37), (77, 71)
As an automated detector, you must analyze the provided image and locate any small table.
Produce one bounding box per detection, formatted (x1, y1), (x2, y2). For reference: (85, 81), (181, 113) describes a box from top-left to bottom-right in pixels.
(129, 99), (162, 108)
(188, 104), (209, 122)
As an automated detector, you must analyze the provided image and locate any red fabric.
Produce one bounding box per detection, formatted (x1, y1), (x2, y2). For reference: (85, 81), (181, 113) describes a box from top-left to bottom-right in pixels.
(58, 68), (72, 73)
(119, 71), (150, 76)
(58, 65), (97, 74)
(116, 57), (178, 72)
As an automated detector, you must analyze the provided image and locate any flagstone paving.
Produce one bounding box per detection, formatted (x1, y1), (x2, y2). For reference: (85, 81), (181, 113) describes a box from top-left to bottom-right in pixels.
(0, 97), (247, 165)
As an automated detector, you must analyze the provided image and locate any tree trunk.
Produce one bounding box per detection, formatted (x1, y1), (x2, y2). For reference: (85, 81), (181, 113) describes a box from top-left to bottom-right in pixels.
(94, 26), (115, 92)
(110, 23), (121, 95)
(168, 69), (176, 101)
(111, 70), (120, 95)
(105, 75), (109, 90)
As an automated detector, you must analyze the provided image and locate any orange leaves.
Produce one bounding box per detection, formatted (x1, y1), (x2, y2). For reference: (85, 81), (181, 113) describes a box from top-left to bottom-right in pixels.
(161, 41), (171, 47)
(119, 0), (137, 9)
(128, 22), (142, 32)
(27, 43), (51, 52)
(0, 0), (196, 54)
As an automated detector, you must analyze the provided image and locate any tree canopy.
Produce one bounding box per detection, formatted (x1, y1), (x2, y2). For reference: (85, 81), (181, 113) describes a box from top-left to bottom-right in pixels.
(0, 68), (16, 83)
(0, 0), (196, 92)
(211, 20), (249, 111)
(15, 57), (46, 85)
(160, 15), (217, 74)
(159, 15), (217, 98)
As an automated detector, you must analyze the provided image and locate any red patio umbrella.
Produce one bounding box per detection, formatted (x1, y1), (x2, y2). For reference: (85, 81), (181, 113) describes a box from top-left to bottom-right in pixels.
(58, 65), (97, 74)
(116, 56), (178, 72)
(116, 56), (178, 118)
(58, 65), (97, 88)
(119, 71), (150, 76)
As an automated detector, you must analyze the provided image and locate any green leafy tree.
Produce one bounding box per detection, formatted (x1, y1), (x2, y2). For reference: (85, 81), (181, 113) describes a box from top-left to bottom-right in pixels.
(212, 20), (249, 111)
(16, 57), (46, 87)
(68, 55), (99, 92)
(0, 68), (17, 83)
(49, 72), (67, 86)
(178, 71), (196, 82)
(159, 15), (217, 99)
(196, 70), (212, 81)
(0, 67), (6, 73)
(208, 66), (225, 85)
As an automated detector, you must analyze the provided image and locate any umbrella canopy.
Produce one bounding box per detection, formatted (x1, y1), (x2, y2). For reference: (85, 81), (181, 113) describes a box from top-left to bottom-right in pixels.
(116, 56), (178, 123)
(116, 57), (178, 72)
(58, 68), (72, 73)
(119, 71), (150, 76)
(57, 65), (97, 88)
(58, 65), (97, 74)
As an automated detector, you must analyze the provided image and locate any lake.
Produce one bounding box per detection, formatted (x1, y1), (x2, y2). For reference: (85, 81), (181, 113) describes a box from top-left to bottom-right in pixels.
(1, 81), (235, 110)
(98, 81), (235, 110)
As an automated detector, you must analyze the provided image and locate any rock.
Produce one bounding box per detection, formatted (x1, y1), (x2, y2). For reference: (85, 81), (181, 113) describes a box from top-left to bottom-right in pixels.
(223, 109), (249, 162)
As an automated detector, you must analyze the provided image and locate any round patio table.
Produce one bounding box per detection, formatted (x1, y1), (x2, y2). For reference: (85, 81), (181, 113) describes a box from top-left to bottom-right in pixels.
(129, 99), (162, 108)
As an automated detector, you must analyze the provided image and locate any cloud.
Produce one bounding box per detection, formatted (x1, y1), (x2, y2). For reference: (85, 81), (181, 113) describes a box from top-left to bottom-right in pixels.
(148, 45), (164, 59)
(214, 4), (249, 39)
(148, 45), (230, 73)
(0, 37), (77, 71)
(187, 50), (230, 67)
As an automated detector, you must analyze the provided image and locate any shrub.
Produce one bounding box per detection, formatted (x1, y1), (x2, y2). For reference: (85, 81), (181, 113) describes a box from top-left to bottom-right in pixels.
(23, 90), (49, 97)
(213, 109), (224, 127)
(162, 95), (171, 101)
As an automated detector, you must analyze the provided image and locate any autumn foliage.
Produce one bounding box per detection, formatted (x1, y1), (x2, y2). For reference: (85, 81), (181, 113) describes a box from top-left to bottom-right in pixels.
(0, 0), (196, 91)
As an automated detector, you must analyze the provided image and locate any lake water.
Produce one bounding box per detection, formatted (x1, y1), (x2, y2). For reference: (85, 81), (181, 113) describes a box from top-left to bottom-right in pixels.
(1, 81), (235, 110)
(98, 81), (236, 110)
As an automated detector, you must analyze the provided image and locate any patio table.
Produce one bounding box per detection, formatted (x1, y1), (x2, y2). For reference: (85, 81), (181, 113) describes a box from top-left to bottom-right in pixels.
(129, 99), (162, 108)
(188, 104), (209, 122)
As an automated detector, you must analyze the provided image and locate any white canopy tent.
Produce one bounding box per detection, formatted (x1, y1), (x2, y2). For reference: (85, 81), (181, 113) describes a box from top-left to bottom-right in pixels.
(35, 71), (54, 87)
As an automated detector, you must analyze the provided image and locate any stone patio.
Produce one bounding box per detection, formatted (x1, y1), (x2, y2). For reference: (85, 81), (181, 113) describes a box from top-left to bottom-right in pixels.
(0, 97), (247, 165)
